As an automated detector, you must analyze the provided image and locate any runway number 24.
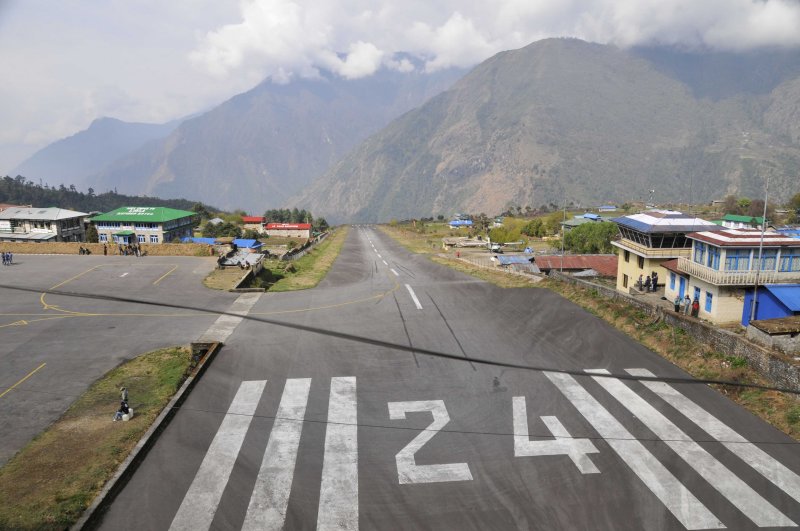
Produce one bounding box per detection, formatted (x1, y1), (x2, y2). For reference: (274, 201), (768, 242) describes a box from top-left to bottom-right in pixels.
(387, 398), (600, 485)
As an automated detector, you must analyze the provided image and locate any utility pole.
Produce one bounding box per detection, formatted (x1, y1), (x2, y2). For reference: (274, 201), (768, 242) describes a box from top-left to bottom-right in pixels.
(560, 197), (566, 272)
(749, 173), (770, 324)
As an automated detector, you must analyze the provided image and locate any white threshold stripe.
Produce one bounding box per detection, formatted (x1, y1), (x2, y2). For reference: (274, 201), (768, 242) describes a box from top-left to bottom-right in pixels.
(543, 371), (723, 530)
(197, 292), (261, 343)
(169, 380), (267, 531)
(588, 369), (794, 528)
(627, 368), (800, 505)
(405, 284), (423, 310)
(242, 378), (312, 531)
(317, 377), (358, 530)
(390, 268), (399, 276)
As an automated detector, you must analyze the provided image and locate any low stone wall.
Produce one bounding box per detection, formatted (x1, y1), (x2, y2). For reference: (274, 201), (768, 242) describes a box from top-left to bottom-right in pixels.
(0, 241), (214, 257)
(550, 271), (800, 392)
(747, 326), (800, 356)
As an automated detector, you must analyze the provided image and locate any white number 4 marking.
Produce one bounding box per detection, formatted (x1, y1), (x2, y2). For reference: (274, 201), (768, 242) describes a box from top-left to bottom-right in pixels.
(388, 400), (474, 484)
(512, 396), (600, 474)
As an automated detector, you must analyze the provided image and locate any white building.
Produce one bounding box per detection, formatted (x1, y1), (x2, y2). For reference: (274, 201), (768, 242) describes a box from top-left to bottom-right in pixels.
(0, 207), (87, 242)
(662, 228), (800, 324)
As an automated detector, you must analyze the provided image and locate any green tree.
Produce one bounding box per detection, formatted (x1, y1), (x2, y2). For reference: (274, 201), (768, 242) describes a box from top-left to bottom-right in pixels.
(85, 224), (99, 243)
(563, 222), (618, 254)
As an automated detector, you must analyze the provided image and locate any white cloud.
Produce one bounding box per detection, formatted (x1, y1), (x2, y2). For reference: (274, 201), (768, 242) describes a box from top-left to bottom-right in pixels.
(3, 0), (800, 172)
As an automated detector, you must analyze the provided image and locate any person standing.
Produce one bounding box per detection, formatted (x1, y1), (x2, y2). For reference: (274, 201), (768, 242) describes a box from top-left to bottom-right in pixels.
(103, 243), (107, 256)
(674, 295), (681, 312)
(644, 275), (651, 292)
(637, 274), (643, 291)
(683, 295), (691, 315)
(691, 298), (700, 317)
(651, 271), (658, 292)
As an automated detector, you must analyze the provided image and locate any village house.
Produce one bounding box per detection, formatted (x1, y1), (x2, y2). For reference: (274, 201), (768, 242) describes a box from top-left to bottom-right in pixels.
(0, 207), (87, 242)
(662, 228), (800, 325)
(91, 206), (196, 245)
(719, 214), (764, 230)
(264, 222), (311, 239)
(242, 216), (266, 233)
(611, 210), (722, 293)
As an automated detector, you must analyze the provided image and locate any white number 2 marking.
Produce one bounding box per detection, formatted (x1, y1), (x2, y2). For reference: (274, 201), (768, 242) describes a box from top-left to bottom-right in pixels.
(388, 400), (474, 484)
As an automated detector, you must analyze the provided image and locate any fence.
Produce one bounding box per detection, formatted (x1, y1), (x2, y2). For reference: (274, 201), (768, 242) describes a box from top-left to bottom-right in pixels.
(549, 271), (800, 392)
(281, 232), (329, 261)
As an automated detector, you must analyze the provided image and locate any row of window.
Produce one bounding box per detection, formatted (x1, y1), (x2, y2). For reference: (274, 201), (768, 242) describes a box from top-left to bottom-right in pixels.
(98, 234), (159, 243)
(95, 222), (161, 230)
(693, 242), (800, 272)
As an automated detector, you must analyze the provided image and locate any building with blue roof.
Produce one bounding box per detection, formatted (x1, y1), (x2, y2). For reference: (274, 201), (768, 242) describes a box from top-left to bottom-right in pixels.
(742, 284), (800, 326)
(611, 210), (721, 295)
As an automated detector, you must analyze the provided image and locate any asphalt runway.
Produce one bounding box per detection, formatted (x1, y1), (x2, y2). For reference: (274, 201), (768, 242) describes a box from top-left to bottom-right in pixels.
(0, 254), (238, 465)
(89, 227), (800, 529)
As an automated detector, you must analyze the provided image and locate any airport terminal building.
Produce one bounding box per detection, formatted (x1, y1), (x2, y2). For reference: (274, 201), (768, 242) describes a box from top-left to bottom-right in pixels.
(91, 207), (196, 245)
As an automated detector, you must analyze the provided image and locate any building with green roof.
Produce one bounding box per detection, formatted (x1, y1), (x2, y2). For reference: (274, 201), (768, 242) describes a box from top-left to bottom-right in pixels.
(720, 214), (764, 230)
(90, 207), (197, 245)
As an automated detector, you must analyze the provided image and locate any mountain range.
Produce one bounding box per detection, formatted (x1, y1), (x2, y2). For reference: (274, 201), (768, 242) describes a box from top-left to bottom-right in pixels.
(13, 39), (800, 222)
(296, 39), (800, 222)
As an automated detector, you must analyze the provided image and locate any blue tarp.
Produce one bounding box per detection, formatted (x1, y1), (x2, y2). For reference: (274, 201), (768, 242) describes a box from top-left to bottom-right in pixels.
(449, 220), (473, 227)
(232, 239), (263, 249)
(496, 256), (533, 265)
(182, 237), (216, 244)
(764, 284), (800, 312)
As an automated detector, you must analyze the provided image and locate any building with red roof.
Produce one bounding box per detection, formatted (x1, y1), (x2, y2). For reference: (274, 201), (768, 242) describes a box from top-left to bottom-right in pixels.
(264, 223), (312, 239)
(242, 216), (266, 233)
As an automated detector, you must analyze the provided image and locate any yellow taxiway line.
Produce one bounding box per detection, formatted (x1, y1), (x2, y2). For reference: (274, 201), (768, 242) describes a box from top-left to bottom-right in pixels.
(0, 362), (46, 399)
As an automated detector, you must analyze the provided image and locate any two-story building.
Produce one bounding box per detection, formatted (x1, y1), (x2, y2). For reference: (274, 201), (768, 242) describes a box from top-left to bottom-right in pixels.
(91, 207), (196, 245)
(0, 207), (87, 242)
(242, 216), (266, 233)
(611, 210), (721, 293)
(662, 229), (800, 324)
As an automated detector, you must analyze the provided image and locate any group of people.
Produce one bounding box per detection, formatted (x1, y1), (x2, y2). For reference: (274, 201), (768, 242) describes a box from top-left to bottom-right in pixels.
(119, 243), (144, 257)
(637, 272), (659, 292)
(673, 294), (701, 317)
(77, 246), (92, 255)
(1, 251), (12, 266)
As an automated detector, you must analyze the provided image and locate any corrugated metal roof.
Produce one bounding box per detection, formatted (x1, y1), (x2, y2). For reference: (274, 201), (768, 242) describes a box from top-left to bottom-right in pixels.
(763, 285), (800, 312)
(612, 211), (720, 234)
(496, 255), (534, 265)
(0, 207), (87, 220)
(533, 255), (618, 277)
(722, 214), (764, 224)
(688, 229), (800, 248)
(91, 207), (194, 223)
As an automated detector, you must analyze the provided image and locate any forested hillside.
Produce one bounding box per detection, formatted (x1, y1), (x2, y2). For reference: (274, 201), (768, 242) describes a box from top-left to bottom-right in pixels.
(0, 175), (215, 214)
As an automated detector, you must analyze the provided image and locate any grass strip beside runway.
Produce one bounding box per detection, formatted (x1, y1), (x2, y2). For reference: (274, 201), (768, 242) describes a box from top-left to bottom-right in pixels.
(542, 279), (800, 440)
(0, 346), (193, 530)
(260, 226), (349, 292)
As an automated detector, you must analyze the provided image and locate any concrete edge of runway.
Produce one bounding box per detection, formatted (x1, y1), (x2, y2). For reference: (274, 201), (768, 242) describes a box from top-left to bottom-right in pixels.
(71, 341), (223, 531)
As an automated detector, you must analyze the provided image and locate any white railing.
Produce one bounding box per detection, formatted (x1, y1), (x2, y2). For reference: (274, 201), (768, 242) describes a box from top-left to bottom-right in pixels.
(677, 257), (800, 285)
(612, 238), (692, 258)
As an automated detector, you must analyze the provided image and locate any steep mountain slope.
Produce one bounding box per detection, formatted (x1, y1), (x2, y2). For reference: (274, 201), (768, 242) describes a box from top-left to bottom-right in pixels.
(92, 67), (465, 212)
(12, 117), (179, 188)
(296, 39), (800, 223)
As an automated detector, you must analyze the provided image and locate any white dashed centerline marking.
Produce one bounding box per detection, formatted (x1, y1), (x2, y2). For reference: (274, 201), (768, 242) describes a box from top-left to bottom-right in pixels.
(390, 268), (399, 277)
(405, 284), (423, 310)
(120, 272), (129, 277)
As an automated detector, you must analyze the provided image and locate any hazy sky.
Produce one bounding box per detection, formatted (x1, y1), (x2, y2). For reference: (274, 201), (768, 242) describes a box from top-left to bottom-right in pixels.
(2, 0), (800, 173)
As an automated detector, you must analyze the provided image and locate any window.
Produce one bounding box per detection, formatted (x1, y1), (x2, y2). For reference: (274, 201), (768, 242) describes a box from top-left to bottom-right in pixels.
(694, 242), (706, 264)
(779, 249), (800, 272)
(624, 250), (630, 263)
(706, 246), (720, 270)
(705, 292), (713, 313)
(637, 256), (644, 269)
(757, 249), (778, 271)
(725, 249), (750, 271)
(150, 235), (159, 243)
(99, 234), (107, 242)
(670, 272), (676, 290)
(693, 286), (701, 302)
(623, 274), (628, 288)
(138, 234), (146, 243)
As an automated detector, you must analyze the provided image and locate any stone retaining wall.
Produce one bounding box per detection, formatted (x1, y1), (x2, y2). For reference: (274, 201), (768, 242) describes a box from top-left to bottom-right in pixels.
(0, 241), (214, 257)
(550, 271), (800, 392)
